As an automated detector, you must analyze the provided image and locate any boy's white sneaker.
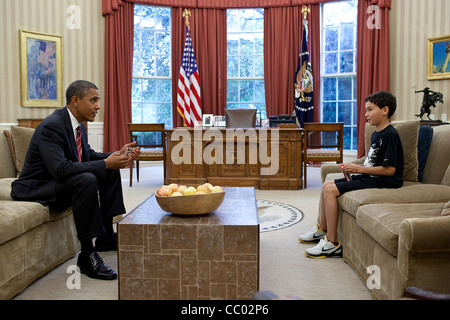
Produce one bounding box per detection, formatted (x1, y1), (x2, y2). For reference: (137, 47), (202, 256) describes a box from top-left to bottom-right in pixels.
(298, 224), (326, 243)
(305, 236), (343, 259)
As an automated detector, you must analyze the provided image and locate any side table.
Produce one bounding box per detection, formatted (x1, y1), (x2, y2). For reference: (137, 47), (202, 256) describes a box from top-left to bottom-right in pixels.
(117, 187), (260, 300)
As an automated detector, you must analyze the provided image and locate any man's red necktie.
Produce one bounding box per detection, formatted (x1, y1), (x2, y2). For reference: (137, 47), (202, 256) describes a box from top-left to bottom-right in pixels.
(76, 126), (82, 162)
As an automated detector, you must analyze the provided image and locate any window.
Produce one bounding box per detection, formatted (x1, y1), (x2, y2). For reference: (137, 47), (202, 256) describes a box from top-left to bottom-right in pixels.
(321, 0), (357, 150)
(226, 9), (266, 118)
(132, 5), (172, 128)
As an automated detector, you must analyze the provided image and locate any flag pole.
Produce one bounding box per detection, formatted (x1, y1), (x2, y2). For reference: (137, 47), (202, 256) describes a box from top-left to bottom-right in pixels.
(301, 5), (310, 21)
(301, 5), (310, 36)
(183, 8), (191, 29)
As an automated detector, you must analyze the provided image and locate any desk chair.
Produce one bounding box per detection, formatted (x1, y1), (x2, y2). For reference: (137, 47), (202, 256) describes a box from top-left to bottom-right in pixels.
(225, 109), (257, 128)
(302, 122), (344, 189)
(127, 123), (165, 187)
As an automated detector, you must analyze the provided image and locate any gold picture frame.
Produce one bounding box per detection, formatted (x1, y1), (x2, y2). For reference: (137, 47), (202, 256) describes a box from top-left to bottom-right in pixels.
(427, 34), (450, 80)
(19, 30), (63, 107)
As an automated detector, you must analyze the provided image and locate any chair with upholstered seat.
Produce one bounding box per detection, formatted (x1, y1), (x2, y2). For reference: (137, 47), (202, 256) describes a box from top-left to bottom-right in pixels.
(302, 122), (344, 189)
(225, 108), (257, 128)
(127, 123), (166, 187)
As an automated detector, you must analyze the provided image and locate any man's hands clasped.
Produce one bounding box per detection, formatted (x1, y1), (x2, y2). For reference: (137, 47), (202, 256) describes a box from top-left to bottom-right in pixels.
(104, 141), (141, 169)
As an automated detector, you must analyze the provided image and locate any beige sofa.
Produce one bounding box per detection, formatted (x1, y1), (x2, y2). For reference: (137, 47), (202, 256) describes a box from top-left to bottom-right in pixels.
(0, 126), (80, 300)
(320, 121), (450, 300)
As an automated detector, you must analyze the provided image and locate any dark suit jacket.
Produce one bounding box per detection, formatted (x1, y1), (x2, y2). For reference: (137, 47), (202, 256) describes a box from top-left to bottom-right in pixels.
(11, 107), (111, 204)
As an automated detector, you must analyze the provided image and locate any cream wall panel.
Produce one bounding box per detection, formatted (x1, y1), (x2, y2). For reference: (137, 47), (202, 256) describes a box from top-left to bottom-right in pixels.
(0, 0), (105, 124)
(390, 0), (449, 122)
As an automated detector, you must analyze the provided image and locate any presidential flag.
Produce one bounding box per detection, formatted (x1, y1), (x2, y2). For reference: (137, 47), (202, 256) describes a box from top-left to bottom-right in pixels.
(294, 20), (314, 128)
(177, 25), (202, 127)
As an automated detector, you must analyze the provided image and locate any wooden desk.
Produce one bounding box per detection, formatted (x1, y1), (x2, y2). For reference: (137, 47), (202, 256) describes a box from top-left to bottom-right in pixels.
(164, 127), (303, 190)
(118, 187), (259, 300)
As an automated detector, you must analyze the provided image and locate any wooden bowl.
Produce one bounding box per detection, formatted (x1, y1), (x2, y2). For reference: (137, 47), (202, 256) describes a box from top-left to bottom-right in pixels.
(155, 189), (225, 215)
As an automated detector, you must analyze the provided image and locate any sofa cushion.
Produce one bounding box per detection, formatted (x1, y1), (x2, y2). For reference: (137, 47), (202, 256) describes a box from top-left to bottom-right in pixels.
(0, 178), (14, 200)
(442, 201), (450, 216)
(365, 121), (419, 182)
(0, 200), (49, 246)
(423, 124), (450, 185)
(10, 126), (35, 176)
(0, 132), (17, 179)
(356, 203), (444, 256)
(441, 164), (450, 187)
(339, 183), (450, 216)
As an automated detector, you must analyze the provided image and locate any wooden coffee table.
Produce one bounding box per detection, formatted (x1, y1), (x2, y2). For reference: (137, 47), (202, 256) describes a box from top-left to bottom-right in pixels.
(117, 187), (259, 300)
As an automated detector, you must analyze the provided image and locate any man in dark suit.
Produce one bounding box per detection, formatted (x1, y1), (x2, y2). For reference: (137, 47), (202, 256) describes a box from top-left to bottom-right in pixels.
(11, 80), (138, 280)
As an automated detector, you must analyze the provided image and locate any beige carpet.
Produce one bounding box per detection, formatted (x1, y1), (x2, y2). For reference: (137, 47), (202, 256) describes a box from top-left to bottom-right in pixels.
(13, 164), (372, 300)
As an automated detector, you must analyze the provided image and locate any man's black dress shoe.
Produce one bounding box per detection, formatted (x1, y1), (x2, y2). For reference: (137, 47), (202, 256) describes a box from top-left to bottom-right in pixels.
(95, 232), (117, 252)
(77, 251), (117, 280)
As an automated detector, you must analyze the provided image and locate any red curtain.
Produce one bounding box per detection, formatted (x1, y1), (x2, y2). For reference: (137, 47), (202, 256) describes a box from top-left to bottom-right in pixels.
(102, 0), (134, 152)
(264, 4), (320, 119)
(171, 8), (227, 128)
(356, 0), (391, 157)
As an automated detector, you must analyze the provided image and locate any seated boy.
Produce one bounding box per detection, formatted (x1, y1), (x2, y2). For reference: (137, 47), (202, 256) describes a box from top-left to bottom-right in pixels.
(298, 91), (404, 258)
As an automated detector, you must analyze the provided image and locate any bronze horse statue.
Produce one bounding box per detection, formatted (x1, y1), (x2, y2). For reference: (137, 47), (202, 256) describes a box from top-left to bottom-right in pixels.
(415, 88), (444, 121)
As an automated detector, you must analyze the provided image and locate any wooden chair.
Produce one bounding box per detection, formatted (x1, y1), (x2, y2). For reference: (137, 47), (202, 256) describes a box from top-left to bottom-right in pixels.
(127, 123), (166, 187)
(302, 122), (344, 189)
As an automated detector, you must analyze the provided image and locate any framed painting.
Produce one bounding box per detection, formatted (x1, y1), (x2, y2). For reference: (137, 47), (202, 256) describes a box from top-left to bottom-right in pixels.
(19, 30), (63, 107)
(427, 35), (450, 80)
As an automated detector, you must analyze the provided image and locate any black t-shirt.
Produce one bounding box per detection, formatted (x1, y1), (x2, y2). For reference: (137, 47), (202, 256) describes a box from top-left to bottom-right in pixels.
(363, 124), (404, 187)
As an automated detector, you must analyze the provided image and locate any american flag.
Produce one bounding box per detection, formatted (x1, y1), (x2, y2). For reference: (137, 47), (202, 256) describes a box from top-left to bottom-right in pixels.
(177, 25), (202, 127)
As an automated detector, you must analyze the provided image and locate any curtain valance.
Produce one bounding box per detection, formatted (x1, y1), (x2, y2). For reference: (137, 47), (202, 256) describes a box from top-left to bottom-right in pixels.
(102, 0), (344, 15)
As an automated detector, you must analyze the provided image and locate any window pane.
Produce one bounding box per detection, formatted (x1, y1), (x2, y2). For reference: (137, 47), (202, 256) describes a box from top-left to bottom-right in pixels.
(156, 55), (170, 77)
(255, 56), (264, 77)
(227, 80), (239, 102)
(338, 77), (352, 100)
(132, 79), (142, 102)
(343, 127), (352, 150)
(322, 78), (336, 101)
(142, 79), (156, 102)
(324, 28), (338, 51)
(141, 30), (154, 54)
(240, 34), (254, 55)
(323, 102), (336, 123)
(155, 32), (170, 54)
(340, 26), (354, 50)
(338, 102), (352, 125)
(142, 103), (157, 122)
(227, 36), (239, 55)
(240, 80), (253, 102)
(340, 51), (354, 73)
(254, 80), (265, 101)
(141, 7), (155, 29)
(255, 34), (264, 54)
(142, 55), (156, 76)
(157, 79), (171, 103)
(239, 56), (253, 77)
(132, 102), (143, 122)
(227, 56), (239, 77)
(155, 7), (171, 31)
(324, 53), (338, 74)
(240, 9), (255, 32)
(133, 55), (142, 76)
